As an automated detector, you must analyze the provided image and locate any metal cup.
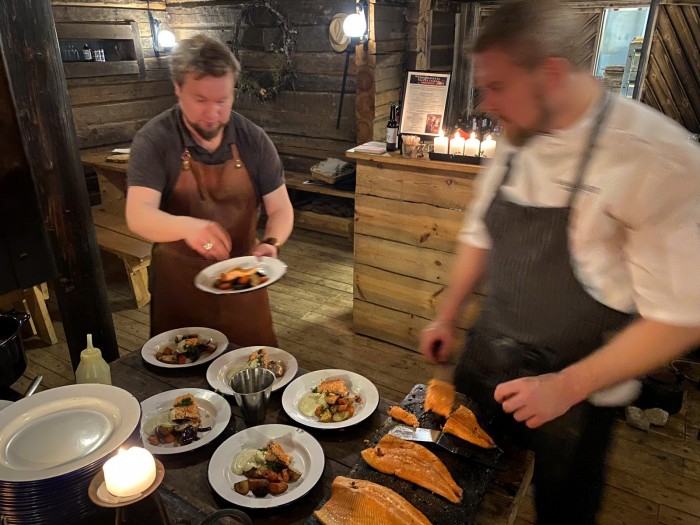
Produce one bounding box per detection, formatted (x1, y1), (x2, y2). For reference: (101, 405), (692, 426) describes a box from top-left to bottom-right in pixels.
(230, 367), (276, 427)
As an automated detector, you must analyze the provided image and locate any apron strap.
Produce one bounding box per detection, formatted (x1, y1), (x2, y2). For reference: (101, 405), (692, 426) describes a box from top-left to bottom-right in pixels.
(566, 91), (612, 207)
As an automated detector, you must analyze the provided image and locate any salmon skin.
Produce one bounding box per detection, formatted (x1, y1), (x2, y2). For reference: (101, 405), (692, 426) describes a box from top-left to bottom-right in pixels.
(314, 476), (432, 525)
(361, 435), (463, 504)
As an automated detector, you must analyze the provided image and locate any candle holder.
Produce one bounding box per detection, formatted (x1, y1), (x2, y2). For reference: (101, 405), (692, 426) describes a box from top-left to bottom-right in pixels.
(88, 458), (171, 525)
(429, 151), (482, 165)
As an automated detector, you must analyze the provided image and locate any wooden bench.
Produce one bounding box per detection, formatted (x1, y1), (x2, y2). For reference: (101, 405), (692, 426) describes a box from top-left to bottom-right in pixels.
(91, 208), (152, 308)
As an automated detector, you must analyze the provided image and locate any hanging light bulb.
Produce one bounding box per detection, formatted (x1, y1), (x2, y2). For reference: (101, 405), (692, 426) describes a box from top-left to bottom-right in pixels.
(157, 29), (176, 49)
(342, 12), (366, 39)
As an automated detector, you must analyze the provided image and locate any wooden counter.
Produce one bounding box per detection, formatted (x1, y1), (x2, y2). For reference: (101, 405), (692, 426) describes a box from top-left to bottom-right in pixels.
(347, 150), (485, 352)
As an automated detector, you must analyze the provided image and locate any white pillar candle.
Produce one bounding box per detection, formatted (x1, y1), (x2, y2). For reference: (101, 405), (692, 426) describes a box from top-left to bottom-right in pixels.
(449, 133), (465, 155)
(433, 129), (449, 154)
(480, 134), (497, 158)
(103, 447), (156, 497)
(464, 132), (481, 157)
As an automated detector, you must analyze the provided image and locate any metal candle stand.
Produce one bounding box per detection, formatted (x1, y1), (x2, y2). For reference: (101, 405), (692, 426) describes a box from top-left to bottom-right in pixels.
(88, 458), (170, 525)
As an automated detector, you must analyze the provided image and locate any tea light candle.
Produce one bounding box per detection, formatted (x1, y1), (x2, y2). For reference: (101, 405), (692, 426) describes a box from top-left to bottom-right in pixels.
(449, 132), (465, 155)
(433, 129), (449, 154)
(103, 447), (156, 497)
(464, 132), (481, 157)
(480, 134), (497, 158)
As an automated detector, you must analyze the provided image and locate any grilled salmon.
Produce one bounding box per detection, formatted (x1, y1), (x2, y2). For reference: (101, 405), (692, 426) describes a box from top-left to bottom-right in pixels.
(424, 379), (455, 418)
(388, 406), (420, 428)
(317, 379), (349, 396)
(169, 394), (200, 424)
(443, 405), (496, 449)
(314, 476), (431, 525)
(361, 435), (462, 504)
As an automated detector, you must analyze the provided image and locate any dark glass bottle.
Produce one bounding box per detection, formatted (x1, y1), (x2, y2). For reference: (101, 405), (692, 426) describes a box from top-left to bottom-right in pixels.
(469, 117), (482, 141)
(82, 43), (92, 61)
(386, 103), (398, 152)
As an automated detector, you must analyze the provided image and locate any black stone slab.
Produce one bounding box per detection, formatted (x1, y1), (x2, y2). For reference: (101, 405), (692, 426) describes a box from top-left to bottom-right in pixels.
(305, 384), (499, 525)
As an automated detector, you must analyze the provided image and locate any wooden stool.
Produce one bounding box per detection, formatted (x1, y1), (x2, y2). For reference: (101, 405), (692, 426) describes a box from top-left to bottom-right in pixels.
(0, 283), (57, 345)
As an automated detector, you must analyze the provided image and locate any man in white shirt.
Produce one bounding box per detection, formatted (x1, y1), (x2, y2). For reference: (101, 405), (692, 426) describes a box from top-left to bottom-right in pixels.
(419, 1), (700, 523)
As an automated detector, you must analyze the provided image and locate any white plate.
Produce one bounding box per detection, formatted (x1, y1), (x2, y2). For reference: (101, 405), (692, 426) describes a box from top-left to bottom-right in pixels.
(141, 327), (228, 369)
(0, 400), (12, 411)
(208, 424), (324, 509)
(281, 369), (379, 430)
(206, 346), (298, 395)
(0, 384), (140, 482)
(140, 388), (231, 455)
(194, 256), (287, 295)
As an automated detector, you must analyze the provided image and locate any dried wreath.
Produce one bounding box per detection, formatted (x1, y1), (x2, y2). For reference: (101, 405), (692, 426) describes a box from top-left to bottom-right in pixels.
(230, 0), (296, 101)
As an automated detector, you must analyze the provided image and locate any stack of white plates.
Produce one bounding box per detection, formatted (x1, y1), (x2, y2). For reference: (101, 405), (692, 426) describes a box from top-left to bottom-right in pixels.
(0, 384), (141, 524)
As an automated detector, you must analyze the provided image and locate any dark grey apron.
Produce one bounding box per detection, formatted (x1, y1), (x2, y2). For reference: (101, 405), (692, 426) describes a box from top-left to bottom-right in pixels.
(455, 94), (632, 525)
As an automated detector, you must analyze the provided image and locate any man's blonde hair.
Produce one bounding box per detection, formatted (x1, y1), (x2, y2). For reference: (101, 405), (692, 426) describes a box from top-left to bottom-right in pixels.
(474, 0), (584, 70)
(170, 34), (241, 86)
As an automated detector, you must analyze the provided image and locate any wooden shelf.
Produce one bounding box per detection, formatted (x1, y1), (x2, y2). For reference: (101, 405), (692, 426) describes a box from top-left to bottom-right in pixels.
(294, 209), (352, 239)
(285, 171), (355, 200)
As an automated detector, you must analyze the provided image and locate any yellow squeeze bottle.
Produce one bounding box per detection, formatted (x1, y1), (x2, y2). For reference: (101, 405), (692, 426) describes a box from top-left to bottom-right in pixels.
(75, 334), (112, 385)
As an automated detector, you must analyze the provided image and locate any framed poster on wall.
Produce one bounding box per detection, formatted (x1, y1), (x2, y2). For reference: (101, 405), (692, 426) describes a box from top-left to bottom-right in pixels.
(399, 71), (451, 138)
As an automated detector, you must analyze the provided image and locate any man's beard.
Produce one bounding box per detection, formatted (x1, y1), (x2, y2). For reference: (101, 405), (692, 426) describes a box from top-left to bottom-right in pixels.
(501, 93), (552, 147)
(184, 116), (226, 141)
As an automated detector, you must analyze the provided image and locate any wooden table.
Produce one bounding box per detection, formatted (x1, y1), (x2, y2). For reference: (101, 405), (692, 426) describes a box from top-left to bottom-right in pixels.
(81, 149), (129, 217)
(107, 350), (533, 525)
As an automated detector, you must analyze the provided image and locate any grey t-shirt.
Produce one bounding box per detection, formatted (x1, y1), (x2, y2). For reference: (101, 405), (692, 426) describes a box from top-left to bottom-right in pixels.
(127, 105), (285, 206)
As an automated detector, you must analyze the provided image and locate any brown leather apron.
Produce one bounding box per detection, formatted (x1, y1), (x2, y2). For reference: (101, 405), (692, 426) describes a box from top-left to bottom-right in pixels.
(150, 144), (278, 347)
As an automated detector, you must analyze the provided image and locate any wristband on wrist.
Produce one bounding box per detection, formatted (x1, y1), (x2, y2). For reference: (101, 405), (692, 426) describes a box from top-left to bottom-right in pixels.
(261, 237), (282, 254)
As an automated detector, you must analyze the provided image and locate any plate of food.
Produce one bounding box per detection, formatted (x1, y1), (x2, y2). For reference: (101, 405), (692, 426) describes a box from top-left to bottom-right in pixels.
(281, 369), (379, 430)
(208, 424), (324, 508)
(194, 256), (287, 295)
(140, 388), (231, 455)
(141, 327), (228, 368)
(206, 346), (298, 395)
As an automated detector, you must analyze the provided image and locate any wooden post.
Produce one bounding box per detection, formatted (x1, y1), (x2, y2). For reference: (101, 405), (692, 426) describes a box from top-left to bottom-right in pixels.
(0, 0), (119, 368)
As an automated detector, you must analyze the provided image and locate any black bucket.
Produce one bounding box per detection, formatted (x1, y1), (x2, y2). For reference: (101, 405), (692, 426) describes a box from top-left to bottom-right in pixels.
(0, 311), (30, 388)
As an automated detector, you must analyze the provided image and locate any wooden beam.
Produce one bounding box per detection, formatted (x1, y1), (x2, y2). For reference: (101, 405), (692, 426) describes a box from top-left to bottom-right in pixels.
(634, 0), (661, 100)
(0, 0), (119, 368)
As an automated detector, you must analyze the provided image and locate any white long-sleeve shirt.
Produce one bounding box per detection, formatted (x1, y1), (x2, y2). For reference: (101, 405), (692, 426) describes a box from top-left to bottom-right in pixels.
(460, 95), (700, 327)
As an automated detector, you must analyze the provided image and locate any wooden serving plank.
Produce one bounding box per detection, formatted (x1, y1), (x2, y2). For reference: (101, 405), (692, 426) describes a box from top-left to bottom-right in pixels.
(305, 384), (498, 525)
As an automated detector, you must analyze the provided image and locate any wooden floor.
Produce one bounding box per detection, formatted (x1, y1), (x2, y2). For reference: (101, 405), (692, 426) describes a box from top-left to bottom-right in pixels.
(10, 228), (700, 525)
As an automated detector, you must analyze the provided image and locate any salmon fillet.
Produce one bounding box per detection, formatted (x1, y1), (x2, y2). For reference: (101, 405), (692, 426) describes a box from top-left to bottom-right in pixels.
(317, 379), (349, 396)
(424, 379), (455, 418)
(170, 394), (200, 423)
(443, 405), (496, 449)
(361, 435), (462, 504)
(314, 476), (431, 525)
(265, 440), (293, 467)
(388, 406), (420, 428)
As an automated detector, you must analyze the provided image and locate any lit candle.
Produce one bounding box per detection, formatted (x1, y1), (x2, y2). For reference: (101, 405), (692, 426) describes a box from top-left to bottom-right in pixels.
(464, 131), (481, 157)
(103, 447), (156, 497)
(433, 129), (449, 154)
(480, 133), (497, 158)
(449, 132), (465, 155)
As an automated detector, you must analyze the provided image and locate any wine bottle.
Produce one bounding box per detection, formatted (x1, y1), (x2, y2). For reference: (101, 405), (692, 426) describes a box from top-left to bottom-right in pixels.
(386, 103), (398, 152)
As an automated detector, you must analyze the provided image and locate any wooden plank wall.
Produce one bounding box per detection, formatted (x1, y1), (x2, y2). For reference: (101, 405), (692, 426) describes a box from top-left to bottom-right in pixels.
(642, 3), (700, 133)
(165, 0), (360, 173)
(353, 158), (482, 351)
(370, 0), (410, 140)
(51, 1), (177, 151)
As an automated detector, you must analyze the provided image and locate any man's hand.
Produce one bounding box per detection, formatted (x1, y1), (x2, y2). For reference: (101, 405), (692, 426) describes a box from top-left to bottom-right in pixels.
(183, 219), (232, 261)
(419, 320), (455, 364)
(494, 372), (576, 429)
(251, 242), (277, 258)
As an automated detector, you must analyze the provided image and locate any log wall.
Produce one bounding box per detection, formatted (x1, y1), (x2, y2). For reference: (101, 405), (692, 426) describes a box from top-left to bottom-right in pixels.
(51, 1), (176, 151)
